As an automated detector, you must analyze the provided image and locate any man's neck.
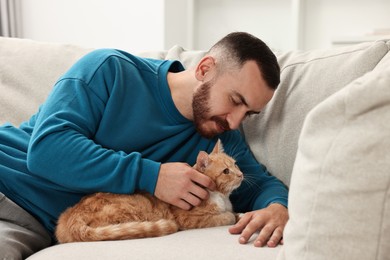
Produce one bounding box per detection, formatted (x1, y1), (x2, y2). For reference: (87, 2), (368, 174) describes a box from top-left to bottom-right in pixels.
(167, 69), (198, 121)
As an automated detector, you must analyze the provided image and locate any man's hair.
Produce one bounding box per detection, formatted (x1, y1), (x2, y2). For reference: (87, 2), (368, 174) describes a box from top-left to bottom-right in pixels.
(207, 32), (280, 90)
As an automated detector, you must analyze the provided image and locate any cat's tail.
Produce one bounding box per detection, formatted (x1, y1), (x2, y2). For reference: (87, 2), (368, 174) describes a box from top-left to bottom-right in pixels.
(58, 219), (179, 243)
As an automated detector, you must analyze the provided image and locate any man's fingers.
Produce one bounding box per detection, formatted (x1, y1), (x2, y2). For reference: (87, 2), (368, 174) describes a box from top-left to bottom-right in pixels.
(192, 180), (210, 200)
(229, 213), (251, 234)
(190, 169), (216, 191)
(253, 224), (283, 247)
(156, 162), (215, 209)
(228, 205), (288, 248)
(239, 216), (264, 244)
(253, 224), (274, 247)
(230, 210), (282, 247)
(184, 192), (202, 207)
(171, 198), (192, 210)
(266, 227), (283, 247)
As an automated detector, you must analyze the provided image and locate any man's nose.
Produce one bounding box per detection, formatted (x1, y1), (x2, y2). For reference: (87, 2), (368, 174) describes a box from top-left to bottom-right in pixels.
(227, 108), (247, 130)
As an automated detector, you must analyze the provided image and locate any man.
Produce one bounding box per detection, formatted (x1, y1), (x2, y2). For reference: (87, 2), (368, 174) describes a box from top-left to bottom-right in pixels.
(0, 32), (288, 259)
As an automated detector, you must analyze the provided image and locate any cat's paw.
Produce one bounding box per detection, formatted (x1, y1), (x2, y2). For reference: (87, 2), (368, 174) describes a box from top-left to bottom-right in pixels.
(224, 212), (237, 225)
(234, 213), (244, 223)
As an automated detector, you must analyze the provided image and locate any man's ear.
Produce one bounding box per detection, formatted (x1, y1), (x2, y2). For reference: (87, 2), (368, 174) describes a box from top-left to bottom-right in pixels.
(195, 56), (216, 81)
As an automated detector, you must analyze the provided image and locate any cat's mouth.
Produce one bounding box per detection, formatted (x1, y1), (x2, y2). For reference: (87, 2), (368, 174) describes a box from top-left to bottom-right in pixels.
(231, 176), (244, 192)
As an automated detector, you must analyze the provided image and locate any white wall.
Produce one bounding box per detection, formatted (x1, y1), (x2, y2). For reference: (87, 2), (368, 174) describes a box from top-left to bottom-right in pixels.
(303, 0), (390, 50)
(191, 0), (390, 52)
(164, 0), (194, 50)
(194, 0), (292, 51)
(19, 0), (165, 52)
(17, 0), (390, 52)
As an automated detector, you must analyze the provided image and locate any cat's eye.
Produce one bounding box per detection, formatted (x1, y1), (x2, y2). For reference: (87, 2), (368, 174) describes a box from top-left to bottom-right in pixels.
(223, 168), (230, 174)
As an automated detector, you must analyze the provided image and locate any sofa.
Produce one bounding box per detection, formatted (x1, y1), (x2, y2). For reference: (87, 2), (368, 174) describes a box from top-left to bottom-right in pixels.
(1, 36), (389, 260)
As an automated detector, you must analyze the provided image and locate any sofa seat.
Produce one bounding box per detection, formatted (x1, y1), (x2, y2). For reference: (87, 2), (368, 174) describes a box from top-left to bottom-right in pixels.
(27, 226), (280, 260)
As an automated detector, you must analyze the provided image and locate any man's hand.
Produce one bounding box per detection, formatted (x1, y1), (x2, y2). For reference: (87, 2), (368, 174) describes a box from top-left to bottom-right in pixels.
(228, 203), (288, 247)
(154, 162), (216, 210)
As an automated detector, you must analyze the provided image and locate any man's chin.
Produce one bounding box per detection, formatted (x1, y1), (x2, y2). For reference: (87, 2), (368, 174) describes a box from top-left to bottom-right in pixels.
(199, 128), (222, 139)
(196, 126), (218, 139)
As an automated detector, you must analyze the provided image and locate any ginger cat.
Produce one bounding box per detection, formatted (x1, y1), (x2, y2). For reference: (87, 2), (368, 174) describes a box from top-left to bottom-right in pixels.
(55, 139), (243, 243)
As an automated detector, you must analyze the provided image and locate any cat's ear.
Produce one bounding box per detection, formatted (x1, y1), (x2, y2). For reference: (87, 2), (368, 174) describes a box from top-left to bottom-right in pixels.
(212, 139), (224, 154)
(196, 151), (209, 172)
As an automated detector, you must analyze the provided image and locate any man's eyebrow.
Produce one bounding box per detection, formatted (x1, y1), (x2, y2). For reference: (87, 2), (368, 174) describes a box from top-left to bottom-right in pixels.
(233, 91), (248, 106)
(233, 91), (261, 114)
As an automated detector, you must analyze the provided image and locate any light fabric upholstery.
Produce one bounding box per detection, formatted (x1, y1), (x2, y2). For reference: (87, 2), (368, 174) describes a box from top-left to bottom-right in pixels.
(241, 40), (390, 186)
(139, 45), (206, 69)
(28, 226), (280, 260)
(278, 64), (390, 260)
(1, 36), (390, 259)
(0, 37), (92, 126)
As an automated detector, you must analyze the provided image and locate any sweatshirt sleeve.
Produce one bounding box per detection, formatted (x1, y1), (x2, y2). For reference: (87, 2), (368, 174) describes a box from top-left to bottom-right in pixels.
(220, 131), (288, 212)
(26, 51), (160, 195)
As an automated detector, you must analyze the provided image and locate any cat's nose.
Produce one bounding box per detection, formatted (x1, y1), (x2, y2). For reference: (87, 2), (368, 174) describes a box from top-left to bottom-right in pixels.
(236, 171), (243, 178)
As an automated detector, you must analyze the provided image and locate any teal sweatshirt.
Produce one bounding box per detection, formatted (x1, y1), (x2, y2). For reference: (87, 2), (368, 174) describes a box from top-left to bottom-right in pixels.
(0, 49), (287, 238)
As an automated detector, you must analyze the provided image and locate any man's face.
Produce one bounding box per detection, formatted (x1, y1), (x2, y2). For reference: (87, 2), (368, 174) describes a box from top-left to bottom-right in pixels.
(192, 80), (225, 139)
(192, 60), (274, 139)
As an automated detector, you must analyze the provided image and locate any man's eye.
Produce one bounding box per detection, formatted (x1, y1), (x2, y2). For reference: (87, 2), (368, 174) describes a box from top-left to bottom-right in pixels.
(231, 97), (241, 106)
(246, 111), (260, 118)
(245, 111), (255, 117)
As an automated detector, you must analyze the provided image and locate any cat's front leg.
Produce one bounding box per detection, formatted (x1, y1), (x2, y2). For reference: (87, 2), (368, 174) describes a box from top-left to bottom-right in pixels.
(219, 211), (237, 226)
(199, 212), (236, 228)
(234, 213), (243, 223)
(176, 211), (236, 230)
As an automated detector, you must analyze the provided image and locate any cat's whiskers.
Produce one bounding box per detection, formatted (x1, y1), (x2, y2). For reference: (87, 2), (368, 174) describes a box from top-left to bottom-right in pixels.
(241, 175), (263, 192)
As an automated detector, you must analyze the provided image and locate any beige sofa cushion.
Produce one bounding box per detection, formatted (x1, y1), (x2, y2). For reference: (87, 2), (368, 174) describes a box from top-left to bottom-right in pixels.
(139, 45), (206, 69)
(277, 65), (390, 260)
(0, 37), (92, 126)
(27, 226), (281, 260)
(241, 40), (390, 186)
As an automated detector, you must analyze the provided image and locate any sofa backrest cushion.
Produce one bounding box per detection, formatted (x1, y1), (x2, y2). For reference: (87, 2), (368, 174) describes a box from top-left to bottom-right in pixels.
(0, 37), (92, 126)
(241, 40), (390, 186)
(277, 60), (390, 260)
(139, 45), (206, 69)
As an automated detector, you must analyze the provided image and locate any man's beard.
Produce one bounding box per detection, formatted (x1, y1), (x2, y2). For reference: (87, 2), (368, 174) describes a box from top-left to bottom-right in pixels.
(192, 80), (230, 139)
